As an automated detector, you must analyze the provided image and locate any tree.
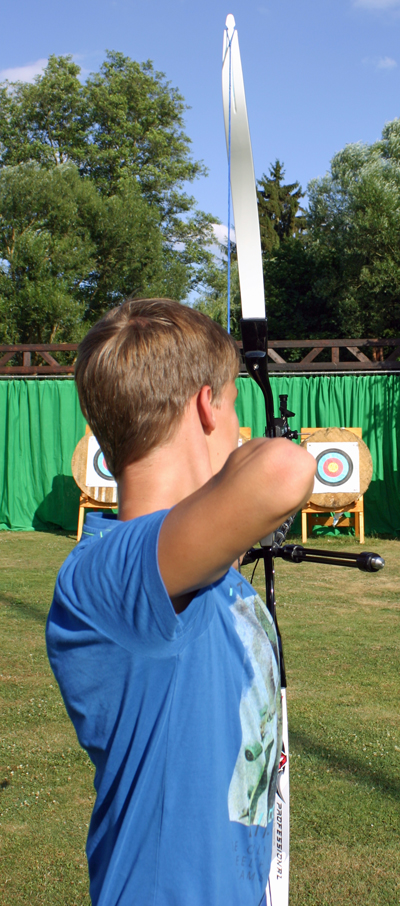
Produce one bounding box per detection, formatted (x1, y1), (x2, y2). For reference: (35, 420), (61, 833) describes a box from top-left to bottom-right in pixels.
(83, 176), (171, 321)
(0, 53), (221, 338)
(0, 56), (87, 169)
(197, 162), (310, 339)
(0, 163), (166, 342)
(307, 122), (400, 337)
(257, 160), (306, 255)
(83, 53), (202, 200)
(82, 52), (216, 289)
(263, 238), (341, 341)
(200, 130), (400, 341)
(0, 53), (216, 304)
(1, 54), (202, 199)
(194, 247), (242, 339)
(0, 163), (95, 343)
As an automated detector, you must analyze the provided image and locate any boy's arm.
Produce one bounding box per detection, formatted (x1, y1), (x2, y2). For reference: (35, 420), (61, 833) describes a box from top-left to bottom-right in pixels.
(158, 437), (315, 607)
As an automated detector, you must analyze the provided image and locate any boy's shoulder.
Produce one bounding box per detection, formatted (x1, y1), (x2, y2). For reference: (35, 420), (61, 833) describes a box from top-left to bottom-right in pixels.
(47, 509), (240, 662)
(67, 510), (167, 565)
(54, 510), (169, 616)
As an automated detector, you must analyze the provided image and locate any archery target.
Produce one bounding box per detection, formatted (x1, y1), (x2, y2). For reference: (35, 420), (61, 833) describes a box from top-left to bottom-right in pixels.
(86, 436), (117, 488)
(93, 448), (114, 481)
(316, 449), (353, 486)
(307, 442), (360, 495)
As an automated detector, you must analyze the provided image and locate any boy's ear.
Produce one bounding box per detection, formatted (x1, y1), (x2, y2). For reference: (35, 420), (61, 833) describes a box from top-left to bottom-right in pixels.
(197, 386), (216, 435)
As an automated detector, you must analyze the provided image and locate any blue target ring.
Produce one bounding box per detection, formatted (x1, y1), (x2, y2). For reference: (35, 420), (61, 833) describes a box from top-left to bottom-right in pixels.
(315, 448), (353, 487)
(93, 448), (114, 481)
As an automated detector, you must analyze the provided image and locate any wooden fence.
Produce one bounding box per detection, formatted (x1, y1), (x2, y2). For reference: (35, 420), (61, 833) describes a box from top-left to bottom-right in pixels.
(1, 338), (400, 375)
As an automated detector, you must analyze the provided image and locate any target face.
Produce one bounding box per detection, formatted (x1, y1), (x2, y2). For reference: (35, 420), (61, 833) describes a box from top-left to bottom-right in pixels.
(93, 448), (114, 482)
(86, 436), (117, 488)
(315, 448), (353, 487)
(307, 441), (360, 495)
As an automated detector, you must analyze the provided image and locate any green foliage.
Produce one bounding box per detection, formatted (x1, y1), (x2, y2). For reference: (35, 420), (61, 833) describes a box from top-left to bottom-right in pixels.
(0, 56), (87, 169)
(202, 133), (400, 341)
(6, 54), (400, 343)
(257, 160), (306, 255)
(0, 164), (96, 343)
(78, 177), (166, 321)
(0, 53), (216, 341)
(263, 238), (340, 341)
(307, 120), (400, 337)
(1, 53), (204, 212)
(82, 53), (203, 204)
(198, 162), (310, 339)
(0, 163), (167, 342)
(260, 130), (400, 340)
(194, 246), (242, 339)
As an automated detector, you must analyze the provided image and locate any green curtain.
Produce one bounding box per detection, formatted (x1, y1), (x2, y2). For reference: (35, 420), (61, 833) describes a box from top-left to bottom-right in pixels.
(0, 380), (86, 531)
(0, 375), (398, 535)
(235, 374), (400, 537)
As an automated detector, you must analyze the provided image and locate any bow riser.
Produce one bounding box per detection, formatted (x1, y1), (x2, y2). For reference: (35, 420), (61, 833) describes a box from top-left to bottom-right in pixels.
(240, 318), (276, 436)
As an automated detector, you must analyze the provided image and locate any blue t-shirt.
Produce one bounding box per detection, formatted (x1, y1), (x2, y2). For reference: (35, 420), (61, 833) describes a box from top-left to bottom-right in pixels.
(46, 511), (282, 906)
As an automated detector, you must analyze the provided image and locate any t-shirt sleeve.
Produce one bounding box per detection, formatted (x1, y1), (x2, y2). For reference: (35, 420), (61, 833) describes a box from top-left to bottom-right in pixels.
(48, 511), (192, 657)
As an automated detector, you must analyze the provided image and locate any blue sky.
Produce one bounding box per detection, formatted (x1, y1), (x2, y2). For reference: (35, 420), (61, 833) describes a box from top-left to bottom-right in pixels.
(2, 0), (400, 232)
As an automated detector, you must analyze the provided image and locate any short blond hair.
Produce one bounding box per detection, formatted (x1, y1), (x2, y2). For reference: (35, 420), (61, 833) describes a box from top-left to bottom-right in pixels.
(75, 298), (240, 478)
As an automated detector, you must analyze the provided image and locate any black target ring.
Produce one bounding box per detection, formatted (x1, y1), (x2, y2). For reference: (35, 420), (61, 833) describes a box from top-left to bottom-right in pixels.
(93, 448), (114, 482)
(315, 448), (354, 487)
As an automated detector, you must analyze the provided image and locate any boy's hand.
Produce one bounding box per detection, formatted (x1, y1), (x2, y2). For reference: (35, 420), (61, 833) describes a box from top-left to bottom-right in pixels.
(158, 438), (316, 608)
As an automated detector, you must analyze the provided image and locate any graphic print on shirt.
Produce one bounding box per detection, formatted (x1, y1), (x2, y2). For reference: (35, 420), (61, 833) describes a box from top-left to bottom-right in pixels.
(228, 592), (282, 827)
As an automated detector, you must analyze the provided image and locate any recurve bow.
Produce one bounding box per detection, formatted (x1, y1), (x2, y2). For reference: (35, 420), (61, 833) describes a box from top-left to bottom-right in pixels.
(222, 16), (292, 905)
(222, 14), (384, 906)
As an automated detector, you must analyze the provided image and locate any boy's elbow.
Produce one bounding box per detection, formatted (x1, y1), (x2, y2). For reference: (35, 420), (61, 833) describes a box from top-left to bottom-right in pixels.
(299, 449), (317, 504)
(264, 440), (316, 510)
(288, 445), (316, 508)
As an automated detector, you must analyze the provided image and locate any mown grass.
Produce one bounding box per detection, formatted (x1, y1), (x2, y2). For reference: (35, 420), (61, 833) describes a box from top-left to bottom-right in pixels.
(248, 537), (400, 905)
(0, 533), (91, 906)
(0, 531), (399, 905)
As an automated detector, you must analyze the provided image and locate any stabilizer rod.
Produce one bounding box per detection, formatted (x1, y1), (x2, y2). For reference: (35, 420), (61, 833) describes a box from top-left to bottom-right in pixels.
(243, 544), (385, 573)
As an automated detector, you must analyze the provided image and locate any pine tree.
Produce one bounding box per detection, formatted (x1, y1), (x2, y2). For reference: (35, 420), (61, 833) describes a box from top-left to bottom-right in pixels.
(257, 160), (306, 255)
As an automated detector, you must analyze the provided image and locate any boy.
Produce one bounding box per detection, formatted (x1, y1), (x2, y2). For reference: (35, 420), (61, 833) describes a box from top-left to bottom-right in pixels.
(46, 298), (315, 906)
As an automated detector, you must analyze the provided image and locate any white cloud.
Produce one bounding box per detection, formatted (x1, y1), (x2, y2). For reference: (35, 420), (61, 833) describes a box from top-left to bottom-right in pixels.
(0, 55), (92, 85)
(0, 59), (48, 83)
(209, 224), (236, 261)
(377, 55), (397, 68)
(212, 223), (236, 246)
(363, 54), (398, 69)
(354, 0), (400, 9)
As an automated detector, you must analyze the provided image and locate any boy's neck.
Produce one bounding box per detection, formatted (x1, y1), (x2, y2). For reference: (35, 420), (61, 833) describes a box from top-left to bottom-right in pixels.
(117, 399), (213, 521)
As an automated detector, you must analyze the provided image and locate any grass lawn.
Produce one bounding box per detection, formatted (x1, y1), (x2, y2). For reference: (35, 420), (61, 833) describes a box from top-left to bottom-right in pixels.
(0, 531), (399, 905)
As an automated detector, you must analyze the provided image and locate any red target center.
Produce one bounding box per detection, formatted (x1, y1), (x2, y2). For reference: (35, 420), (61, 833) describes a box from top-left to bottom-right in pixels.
(323, 457), (344, 477)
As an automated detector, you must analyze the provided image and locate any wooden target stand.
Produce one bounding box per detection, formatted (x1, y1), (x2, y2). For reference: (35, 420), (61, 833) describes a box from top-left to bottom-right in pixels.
(71, 426), (118, 542)
(300, 427), (370, 544)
